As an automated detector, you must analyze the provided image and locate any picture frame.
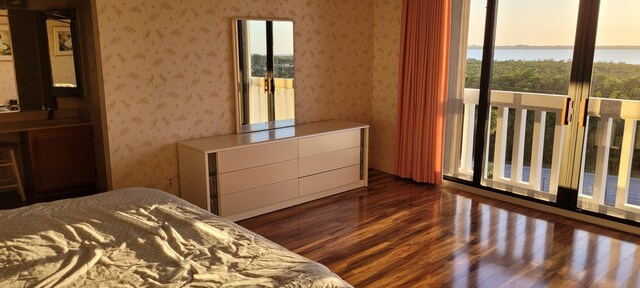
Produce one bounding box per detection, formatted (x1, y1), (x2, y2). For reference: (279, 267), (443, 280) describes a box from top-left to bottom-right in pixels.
(52, 26), (73, 56)
(0, 25), (13, 61)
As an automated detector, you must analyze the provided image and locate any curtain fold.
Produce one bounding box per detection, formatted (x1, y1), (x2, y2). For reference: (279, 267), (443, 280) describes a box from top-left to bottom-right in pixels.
(394, 0), (451, 184)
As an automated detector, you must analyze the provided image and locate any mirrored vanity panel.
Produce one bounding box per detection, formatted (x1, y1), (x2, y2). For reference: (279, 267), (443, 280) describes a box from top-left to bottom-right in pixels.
(233, 18), (295, 133)
(0, 8), (82, 112)
(178, 120), (370, 221)
(46, 17), (77, 88)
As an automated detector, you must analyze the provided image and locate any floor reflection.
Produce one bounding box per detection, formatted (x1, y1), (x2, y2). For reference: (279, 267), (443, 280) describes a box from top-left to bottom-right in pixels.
(239, 170), (640, 287)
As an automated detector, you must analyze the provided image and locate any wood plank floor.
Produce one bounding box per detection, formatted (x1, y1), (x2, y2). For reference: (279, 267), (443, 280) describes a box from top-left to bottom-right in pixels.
(239, 169), (640, 288)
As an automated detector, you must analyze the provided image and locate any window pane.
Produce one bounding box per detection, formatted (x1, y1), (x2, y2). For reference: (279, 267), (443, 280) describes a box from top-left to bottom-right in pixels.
(443, 0), (487, 181)
(578, 0), (640, 221)
(482, 0), (580, 202)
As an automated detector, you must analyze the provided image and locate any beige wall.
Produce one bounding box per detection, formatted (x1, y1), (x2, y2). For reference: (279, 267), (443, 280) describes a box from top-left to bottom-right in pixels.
(95, 0), (376, 194)
(371, 0), (402, 173)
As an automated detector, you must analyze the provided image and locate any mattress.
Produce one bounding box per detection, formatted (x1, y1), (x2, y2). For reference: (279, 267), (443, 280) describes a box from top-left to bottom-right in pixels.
(0, 188), (352, 287)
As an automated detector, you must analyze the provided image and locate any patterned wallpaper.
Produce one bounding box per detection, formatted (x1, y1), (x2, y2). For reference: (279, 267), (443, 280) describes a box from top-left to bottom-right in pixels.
(371, 0), (402, 173)
(0, 10), (18, 106)
(95, 0), (375, 194)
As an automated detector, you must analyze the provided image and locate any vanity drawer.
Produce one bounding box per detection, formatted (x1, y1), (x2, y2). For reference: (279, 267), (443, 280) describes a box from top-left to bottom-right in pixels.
(218, 159), (298, 195)
(299, 147), (361, 177)
(217, 140), (297, 173)
(299, 164), (360, 197)
(220, 179), (298, 216)
(298, 130), (360, 158)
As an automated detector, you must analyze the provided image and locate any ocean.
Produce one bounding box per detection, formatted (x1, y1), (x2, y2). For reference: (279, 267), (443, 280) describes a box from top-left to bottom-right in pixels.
(467, 48), (640, 65)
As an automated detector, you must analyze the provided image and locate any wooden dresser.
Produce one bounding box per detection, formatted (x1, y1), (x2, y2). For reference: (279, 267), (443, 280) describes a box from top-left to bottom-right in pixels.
(177, 120), (369, 221)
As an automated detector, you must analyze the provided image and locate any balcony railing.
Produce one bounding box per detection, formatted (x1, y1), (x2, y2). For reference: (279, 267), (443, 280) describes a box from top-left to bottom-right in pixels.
(580, 98), (640, 216)
(248, 77), (295, 123)
(449, 88), (640, 214)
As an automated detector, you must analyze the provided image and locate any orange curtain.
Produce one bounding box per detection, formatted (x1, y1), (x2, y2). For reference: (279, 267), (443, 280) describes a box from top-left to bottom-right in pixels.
(394, 0), (450, 184)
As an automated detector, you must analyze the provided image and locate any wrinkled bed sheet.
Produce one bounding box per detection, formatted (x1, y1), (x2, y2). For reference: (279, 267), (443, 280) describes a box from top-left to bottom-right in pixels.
(0, 188), (352, 287)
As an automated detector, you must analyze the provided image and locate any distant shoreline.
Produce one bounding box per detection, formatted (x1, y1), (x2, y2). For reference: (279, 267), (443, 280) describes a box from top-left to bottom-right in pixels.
(468, 45), (640, 50)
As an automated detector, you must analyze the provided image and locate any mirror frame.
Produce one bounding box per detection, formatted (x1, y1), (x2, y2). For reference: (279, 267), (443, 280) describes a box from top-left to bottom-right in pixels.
(232, 17), (295, 134)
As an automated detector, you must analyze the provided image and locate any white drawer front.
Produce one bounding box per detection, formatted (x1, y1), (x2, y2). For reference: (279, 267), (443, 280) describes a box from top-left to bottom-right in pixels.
(299, 147), (361, 177)
(220, 179), (298, 216)
(299, 164), (360, 197)
(219, 159), (298, 195)
(218, 140), (298, 173)
(298, 130), (360, 158)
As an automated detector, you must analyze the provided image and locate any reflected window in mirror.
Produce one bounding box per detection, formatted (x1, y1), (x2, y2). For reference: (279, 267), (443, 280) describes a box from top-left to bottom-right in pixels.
(0, 9), (20, 111)
(234, 19), (295, 133)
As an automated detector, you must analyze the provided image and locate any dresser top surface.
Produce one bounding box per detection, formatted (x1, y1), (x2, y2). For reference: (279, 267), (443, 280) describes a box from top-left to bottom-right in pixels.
(178, 120), (368, 153)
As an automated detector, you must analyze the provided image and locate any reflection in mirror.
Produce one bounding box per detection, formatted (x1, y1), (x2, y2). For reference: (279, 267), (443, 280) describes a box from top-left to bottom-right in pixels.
(233, 19), (295, 133)
(0, 9), (19, 110)
(0, 9), (82, 112)
(46, 18), (77, 88)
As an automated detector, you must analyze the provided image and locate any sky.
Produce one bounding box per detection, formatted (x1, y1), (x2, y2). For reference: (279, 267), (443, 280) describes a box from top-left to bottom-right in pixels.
(468, 0), (640, 46)
(247, 20), (294, 55)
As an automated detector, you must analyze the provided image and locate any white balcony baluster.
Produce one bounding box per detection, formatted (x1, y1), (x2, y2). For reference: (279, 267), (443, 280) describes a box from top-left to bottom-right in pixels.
(511, 103), (527, 184)
(493, 106), (509, 181)
(549, 113), (565, 195)
(528, 110), (546, 191)
(459, 102), (476, 175)
(615, 119), (638, 210)
(591, 117), (613, 204)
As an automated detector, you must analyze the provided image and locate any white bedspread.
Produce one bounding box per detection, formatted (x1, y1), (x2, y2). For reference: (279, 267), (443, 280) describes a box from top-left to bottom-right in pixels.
(0, 188), (351, 287)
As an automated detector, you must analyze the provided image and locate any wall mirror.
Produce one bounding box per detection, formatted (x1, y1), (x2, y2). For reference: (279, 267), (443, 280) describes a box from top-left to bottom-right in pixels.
(233, 18), (295, 133)
(0, 8), (81, 112)
(44, 10), (81, 95)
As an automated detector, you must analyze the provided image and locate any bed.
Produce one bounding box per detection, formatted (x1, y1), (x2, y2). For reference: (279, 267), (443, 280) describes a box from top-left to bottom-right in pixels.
(0, 188), (352, 287)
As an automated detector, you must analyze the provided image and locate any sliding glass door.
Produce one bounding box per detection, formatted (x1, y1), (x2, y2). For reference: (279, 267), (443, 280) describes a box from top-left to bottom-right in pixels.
(445, 0), (640, 223)
(481, 0), (581, 202)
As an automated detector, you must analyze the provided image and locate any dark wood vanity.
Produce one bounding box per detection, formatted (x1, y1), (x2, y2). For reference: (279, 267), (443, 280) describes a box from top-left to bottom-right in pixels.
(22, 124), (95, 198)
(1, 116), (96, 200)
(0, 0), (108, 204)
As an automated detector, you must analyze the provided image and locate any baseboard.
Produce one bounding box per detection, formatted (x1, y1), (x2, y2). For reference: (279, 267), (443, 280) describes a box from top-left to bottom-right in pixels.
(442, 180), (640, 236)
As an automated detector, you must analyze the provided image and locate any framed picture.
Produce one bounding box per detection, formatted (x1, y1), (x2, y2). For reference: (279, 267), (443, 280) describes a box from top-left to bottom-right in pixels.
(53, 26), (73, 56)
(0, 25), (13, 61)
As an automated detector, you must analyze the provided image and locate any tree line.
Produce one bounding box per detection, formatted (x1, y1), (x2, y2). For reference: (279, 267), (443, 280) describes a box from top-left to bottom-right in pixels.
(251, 54), (294, 79)
(465, 59), (640, 100)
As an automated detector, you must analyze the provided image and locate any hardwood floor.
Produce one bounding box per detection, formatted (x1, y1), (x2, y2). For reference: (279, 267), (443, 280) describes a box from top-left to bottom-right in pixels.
(239, 169), (640, 288)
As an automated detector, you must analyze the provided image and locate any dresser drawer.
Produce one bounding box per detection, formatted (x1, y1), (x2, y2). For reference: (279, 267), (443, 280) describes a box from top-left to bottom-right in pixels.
(298, 130), (360, 158)
(218, 140), (298, 173)
(299, 164), (360, 197)
(299, 147), (361, 177)
(220, 179), (298, 216)
(218, 159), (298, 195)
